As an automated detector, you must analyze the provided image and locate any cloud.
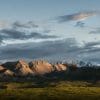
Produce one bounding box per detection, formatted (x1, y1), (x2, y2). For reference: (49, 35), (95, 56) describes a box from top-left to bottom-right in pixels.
(89, 27), (100, 34)
(84, 41), (100, 47)
(0, 19), (100, 63)
(12, 21), (38, 29)
(79, 41), (100, 63)
(1, 37), (100, 64)
(57, 11), (99, 23)
(75, 21), (85, 28)
(0, 20), (59, 46)
(0, 38), (79, 61)
(0, 29), (57, 39)
(0, 28), (58, 45)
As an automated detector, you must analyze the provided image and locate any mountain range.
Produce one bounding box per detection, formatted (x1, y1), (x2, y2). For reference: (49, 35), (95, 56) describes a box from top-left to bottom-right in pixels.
(0, 59), (100, 82)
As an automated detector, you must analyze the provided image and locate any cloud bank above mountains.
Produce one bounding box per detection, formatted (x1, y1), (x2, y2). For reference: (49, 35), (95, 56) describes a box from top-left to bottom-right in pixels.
(0, 10), (100, 63)
(0, 37), (100, 64)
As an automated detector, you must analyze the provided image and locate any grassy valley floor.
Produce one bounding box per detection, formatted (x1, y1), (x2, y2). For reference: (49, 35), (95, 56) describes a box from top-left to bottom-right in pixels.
(0, 81), (100, 100)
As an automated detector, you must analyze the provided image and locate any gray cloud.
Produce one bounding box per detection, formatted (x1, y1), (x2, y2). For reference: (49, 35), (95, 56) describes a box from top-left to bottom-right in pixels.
(0, 29), (26, 39)
(57, 11), (99, 23)
(0, 28), (58, 45)
(84, 41), (100, 47)
(0, 37), (100, 63)
(89, 27), (100, 34)
(75, 21), (85, 28)
(12, 21), (38, 29)
(1, 29), (57, 39)
(0, 38), (79, 61)
(0, 20), (57, 45)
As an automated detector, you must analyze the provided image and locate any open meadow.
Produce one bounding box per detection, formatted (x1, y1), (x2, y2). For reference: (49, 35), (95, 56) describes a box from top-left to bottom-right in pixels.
(0, 81), (100, 100)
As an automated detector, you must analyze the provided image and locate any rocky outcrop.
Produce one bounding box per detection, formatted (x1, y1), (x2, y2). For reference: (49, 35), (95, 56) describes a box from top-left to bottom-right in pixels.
(0, 60), (69, 77)
(54, 63), (67, 72)
(29, 60), (54, 75)
(2, 60), (34, 76)
(0, 66), (5, 71)
(0, 65), (14, 76)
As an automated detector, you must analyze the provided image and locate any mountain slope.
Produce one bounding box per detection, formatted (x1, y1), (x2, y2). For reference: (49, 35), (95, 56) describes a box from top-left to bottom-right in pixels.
(2, 60), (34, 76)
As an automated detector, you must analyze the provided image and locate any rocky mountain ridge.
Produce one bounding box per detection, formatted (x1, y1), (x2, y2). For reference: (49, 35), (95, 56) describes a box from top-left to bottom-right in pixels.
(0, 59), (100, 82)
(0, 60), (70, 77)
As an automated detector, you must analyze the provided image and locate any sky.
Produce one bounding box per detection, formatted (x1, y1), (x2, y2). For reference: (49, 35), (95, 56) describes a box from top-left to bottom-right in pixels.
(0, 0), (100, 63)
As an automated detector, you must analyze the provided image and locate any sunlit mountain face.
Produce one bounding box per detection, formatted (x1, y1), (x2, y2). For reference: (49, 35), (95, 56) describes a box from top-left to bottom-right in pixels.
(0, 0), (100, 64)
